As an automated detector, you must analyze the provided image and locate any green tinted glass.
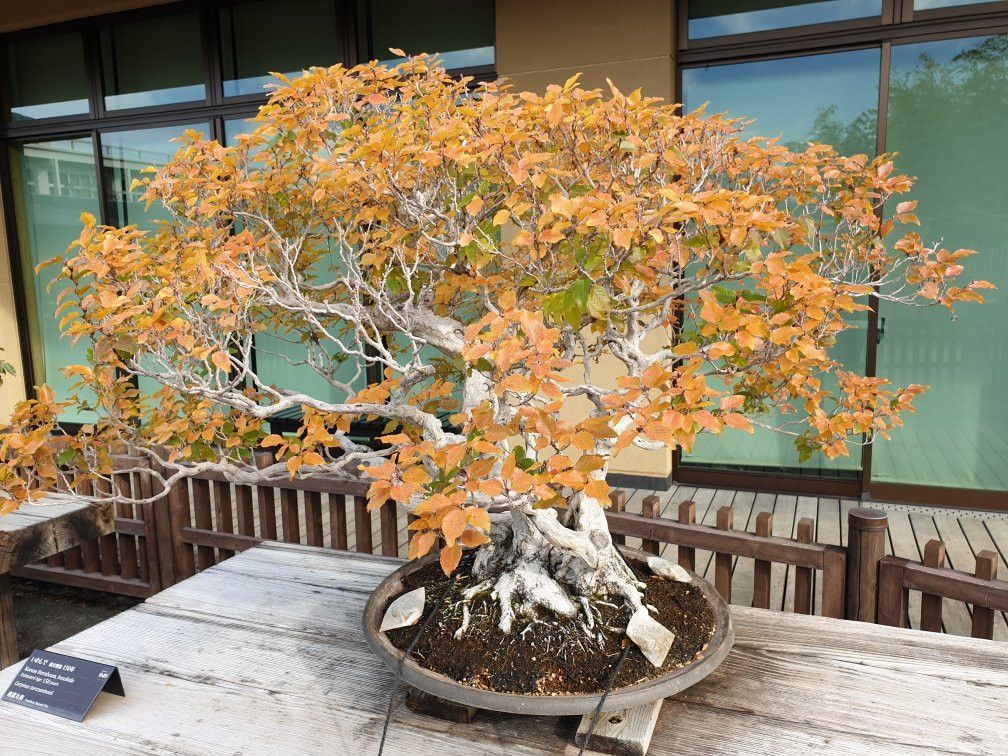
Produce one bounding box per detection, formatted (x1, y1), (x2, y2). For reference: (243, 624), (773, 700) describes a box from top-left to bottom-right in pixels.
(100, 123), (208, 230)
(873, 35), (1008, 491)
(681, 49), (880, 475)
(915, 0), (988, 8)
(6, 32), (90, 121)
(222, 118), (367, 404)
(10, 138), (101, 422)
(368, 0), (494, 69)
(101, 13), (205, 110)
(219, 0), (347, 98)
(689, 0), (881, 39)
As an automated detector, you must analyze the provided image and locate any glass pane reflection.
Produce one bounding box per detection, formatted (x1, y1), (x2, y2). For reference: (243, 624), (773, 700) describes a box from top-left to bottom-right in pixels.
(681, 49), (880, 475)
(874, 35), (1008, 491)
(101, 13), (205, 110)
(6, 33), (90, 121)
(689, 0), (882, 39)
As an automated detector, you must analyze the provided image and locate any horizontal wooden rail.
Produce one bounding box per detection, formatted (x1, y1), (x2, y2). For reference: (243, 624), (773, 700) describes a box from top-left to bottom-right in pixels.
(881, 556), (1008, 609)
(605, 510), (841, 570)
(188, 469), (370, 497)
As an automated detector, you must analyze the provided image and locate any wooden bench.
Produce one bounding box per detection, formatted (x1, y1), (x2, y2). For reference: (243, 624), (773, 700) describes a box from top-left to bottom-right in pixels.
(0, 500), (114, 667)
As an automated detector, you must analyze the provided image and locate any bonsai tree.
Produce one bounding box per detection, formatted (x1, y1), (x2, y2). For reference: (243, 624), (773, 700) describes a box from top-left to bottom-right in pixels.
(0, 57), (990, 636)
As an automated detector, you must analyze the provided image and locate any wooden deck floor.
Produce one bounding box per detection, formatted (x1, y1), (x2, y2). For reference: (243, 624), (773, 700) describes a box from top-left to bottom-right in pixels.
(193, 483), (1008, 643)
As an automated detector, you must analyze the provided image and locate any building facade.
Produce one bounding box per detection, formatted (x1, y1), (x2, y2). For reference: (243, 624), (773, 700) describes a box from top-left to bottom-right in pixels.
(0, 0), (1005, 508)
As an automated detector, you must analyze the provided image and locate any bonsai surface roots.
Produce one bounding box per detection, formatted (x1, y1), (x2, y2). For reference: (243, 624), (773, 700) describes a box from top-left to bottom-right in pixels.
(385, 552), (716, 696)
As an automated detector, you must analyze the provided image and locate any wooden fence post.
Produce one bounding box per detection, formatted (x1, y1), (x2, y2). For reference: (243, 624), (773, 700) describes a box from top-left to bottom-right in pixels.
(877, 556), (908, 628)
(609, 490), (626, 547)
(168, 475), (196, 581)
(641, 495), (661, 555)
(677, 501), (695, 572)
(752, 511), (772, 610)
(971, 550), (999, 640)
(821, 548), (846, 619)
(920, 540), (946, 632)
(715, 506), (733, 603)
(845, 508), (888, 622)
(794, 517), (814, 614)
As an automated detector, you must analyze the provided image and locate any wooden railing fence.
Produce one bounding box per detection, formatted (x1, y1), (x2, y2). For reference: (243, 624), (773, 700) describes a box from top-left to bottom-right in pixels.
(12, 471), (1008, 639)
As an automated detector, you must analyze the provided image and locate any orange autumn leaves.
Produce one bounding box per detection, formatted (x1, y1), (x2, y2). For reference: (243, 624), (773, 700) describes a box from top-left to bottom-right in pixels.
(0, 56), (991, 575)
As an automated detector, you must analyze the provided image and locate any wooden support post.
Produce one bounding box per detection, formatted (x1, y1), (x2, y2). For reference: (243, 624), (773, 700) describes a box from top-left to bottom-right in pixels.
(971, 550), (999, 640)
(280, 489), (300, 544)
(845, 508), (888, 622)
(0, 573), (18, 668)
(192, 479), (216, 571)
(877, 556), (908, 628)
(257, 487), (278, 541)
(641, 495), (661, 555)
(677, 501), (695, 572)
(715, 506), (733, 603)
(609, 490), (626, 547)
(920, 540), (946, 633)
(752, 511), (772, 610)
(794, 517), (814, 615)
(235, 485), (255, 538)
(575, 700), (663, 756)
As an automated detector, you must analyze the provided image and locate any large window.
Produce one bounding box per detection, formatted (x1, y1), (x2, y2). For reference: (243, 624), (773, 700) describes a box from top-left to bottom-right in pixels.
(1, 1), (495, 426)
(681, 48), (879, 477)
(678, 0), (1008, 500)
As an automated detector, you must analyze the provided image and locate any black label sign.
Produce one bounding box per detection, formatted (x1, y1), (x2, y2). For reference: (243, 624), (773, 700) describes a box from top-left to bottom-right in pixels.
(2, 649), (124, 722)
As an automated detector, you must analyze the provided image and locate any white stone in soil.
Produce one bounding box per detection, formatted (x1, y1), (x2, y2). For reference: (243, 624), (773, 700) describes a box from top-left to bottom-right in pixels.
(626, 606), (676, 667)
(646, 555), (692, 583)
(380, 587), (426, 632)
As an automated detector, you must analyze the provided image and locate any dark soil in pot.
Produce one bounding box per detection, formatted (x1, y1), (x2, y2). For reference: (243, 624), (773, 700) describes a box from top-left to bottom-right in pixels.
(385, 552), (716, 696)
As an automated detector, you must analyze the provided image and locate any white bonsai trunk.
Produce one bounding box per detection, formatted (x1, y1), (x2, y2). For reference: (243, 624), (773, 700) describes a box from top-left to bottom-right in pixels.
(459, 491), (646, 637)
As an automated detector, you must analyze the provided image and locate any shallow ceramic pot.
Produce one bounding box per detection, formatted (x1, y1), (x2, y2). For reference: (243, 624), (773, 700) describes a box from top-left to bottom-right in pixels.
(363, 547), (734, 715)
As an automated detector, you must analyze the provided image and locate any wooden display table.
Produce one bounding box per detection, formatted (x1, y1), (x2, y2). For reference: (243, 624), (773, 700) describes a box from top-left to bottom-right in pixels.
(0, 541), (1006, 754)
(1, 500), (114, 667)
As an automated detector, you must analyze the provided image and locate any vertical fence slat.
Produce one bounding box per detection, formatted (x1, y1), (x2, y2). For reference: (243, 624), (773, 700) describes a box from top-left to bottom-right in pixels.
(329, 494), (348, 550)
(752, 511), (772, 610)
(677, 501), (695, 572)
(212, 481), (236, 559)
(920, 539), (945, 632)
(971, 550), (999, 640)
(236, 485), (255, 537)
(257, 486), (278, 541)
(877, 556), (908, 628)
(380, 501), (399, 557)
(794, 517), (814, 615)
(280, 488), (301, 544)
(354, 496), (373, 553)
(114, 471), (138, 580)
(77, 478), (101, 574)
(609, 490), (626, 547)
(821, 548), (846, 619)
(95, 478), (120, 577)
(169, 475), (196, 581)
(192, 479), (216, 570)
(305, 491), (324, 547)
(641, 495), (661, 555)
(715, 506), (733, 603)
(144, 462), (172, 591)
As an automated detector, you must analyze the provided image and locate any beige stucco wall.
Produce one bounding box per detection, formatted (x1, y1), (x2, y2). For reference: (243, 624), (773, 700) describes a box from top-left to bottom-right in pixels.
(496, 0), (675, 480)
(495, 0), (674, 100)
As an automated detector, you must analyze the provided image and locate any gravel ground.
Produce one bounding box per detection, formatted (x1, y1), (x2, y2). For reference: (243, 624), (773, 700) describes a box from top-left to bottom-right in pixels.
(9, 578), (141, 663)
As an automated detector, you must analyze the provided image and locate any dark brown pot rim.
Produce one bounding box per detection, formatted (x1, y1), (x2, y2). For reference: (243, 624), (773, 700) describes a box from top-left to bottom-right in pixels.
(362, 546), (734, 715)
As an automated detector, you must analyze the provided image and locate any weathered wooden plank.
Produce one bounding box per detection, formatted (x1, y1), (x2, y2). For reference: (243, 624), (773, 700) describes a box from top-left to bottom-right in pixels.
(0, 501), (115, 574)
(783, 497), (817, 613)
(813, 497), (840, 615)
(697, 488), (735, 581)
(732, 492), (775, 611)
(769, 494), (796, 612)
(885, 510), (922, 630)
(2, 544), (1005, 756)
